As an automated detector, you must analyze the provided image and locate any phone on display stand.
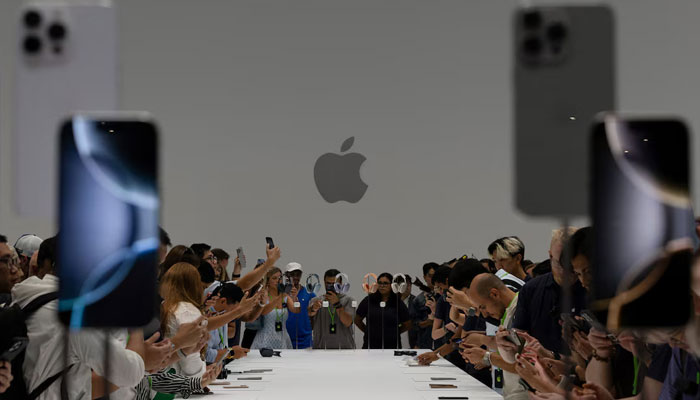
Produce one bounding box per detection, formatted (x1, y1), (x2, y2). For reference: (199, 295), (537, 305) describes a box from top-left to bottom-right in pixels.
(513, 5), (615, 216)
(15, 0), (118, 218)
(591, 115), (693, 329)
(58, 112), (159, 328)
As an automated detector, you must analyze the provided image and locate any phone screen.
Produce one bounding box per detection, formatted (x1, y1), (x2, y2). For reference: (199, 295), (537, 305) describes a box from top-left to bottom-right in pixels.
(58, 115), (159, 328)
(591, 116), (693, 328)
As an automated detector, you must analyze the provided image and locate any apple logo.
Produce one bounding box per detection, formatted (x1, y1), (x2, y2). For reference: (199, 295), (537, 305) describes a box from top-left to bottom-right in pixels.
(314, 137), (368, 203)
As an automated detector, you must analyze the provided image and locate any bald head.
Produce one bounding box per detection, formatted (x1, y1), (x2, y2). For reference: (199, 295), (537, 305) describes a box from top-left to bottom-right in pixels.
(473, 273), (506, 299)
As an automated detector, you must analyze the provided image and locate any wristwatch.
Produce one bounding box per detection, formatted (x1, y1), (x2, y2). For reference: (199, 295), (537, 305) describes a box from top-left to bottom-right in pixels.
(483, 351), (492, 366)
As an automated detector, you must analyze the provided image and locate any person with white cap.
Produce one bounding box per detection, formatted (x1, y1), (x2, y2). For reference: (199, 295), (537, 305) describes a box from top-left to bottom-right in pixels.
(13, 234), (42, 279)
(285, 262), (316, 349)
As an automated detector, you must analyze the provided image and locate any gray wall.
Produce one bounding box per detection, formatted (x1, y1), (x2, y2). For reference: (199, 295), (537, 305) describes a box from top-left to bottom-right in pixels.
(1, 0), (697, 305)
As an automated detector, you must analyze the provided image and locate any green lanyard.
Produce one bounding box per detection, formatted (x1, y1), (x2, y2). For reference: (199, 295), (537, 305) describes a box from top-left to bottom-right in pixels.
(327, 305), (336, 325)
(218, 327), (225, 346)
(697, 372), (699, 385)
(270, 294), (285, 322)
(500, 294), (518, 327)
(632, 356), (640, 395)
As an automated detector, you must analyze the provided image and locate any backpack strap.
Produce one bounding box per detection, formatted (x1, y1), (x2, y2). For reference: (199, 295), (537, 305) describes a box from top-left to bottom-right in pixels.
(27, 365), (71, 400)
(21, 292), (58, 317)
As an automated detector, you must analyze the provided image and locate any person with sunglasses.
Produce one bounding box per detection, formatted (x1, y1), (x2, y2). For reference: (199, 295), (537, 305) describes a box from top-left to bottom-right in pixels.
(355, 272), (411, 349)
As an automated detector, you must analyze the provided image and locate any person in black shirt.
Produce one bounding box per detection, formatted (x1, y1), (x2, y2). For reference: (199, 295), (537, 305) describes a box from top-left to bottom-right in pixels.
(355, 273), (411, 349)
(511, 228), (586, 355)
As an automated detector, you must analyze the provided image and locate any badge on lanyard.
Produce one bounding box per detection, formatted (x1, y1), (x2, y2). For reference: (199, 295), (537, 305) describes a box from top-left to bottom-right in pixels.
(275, 321), (283, 332)
(329, 322), (337, 334)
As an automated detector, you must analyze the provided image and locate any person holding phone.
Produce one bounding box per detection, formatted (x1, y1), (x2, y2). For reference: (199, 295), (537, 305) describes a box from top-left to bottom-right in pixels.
(285, 262), (316, 349)
(250, 267), (300, 349)
(0, 361), (12, 394)
(412, 263), (438, 350)
(205, 282), (250, 364)
(161, 262), (208, 378)
(355, 272), (411, 349)
(309, 269), (356, 349)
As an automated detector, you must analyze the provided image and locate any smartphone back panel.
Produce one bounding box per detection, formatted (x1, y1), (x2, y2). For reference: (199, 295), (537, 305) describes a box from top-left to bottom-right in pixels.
(514, 5), (615, 216)
(15, 0), (118, 218)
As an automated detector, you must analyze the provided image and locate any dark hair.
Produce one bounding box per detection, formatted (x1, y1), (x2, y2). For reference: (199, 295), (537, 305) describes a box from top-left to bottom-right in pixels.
(522, 259), (533, 267)
(211, 248), (229, 261)
(368, 272), (399, 306)
(422, 262), (439, 276)
(432, 266), (451, 285)
(567, 226), (593, 264)
(159, 245), (200, 279)
(531, 259), (552, 277)
(0, 235), (7, 243)
(324, 268), (341, 279)
(190, 243), (211, 259)
(198, 260), (216, 284)
(37, 236), (58, 274)
(159, 227), (171, 247)
(479, 259), (497, 273)
(449, 258), (488, 290)
(215, 282), (244, 305)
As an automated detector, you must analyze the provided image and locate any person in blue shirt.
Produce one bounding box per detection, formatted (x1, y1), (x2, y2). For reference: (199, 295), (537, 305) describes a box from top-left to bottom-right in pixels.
(285, 262), (316, 349)
(205, 282), (250, 363)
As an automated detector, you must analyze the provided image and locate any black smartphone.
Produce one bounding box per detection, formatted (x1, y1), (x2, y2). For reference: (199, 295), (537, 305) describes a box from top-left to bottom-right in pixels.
(265, 237), (275, 250)
(58, 113), (159, 328)
(514, 5), (615, 216)
(0, 337), (28, 362)
(591, 115), (693, 329)
(519, 378), (537, 393)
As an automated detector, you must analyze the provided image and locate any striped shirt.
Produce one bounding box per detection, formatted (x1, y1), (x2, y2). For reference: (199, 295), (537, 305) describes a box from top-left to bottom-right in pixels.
(495, 269), (525, 293)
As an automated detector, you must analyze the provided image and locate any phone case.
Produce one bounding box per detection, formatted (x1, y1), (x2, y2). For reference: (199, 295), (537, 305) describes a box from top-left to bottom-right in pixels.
(15, 0), (118, 218)
(513, 5), (615, 216)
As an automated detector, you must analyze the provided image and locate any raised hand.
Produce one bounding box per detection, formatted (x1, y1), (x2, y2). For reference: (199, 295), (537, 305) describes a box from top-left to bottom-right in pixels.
(265, 245), (281, 264)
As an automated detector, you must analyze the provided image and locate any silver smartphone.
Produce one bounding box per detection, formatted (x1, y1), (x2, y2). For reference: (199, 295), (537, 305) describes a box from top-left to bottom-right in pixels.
(513, 5), (615, 216)
(236, 246), (246, 269)
(14, 0), (118, 218)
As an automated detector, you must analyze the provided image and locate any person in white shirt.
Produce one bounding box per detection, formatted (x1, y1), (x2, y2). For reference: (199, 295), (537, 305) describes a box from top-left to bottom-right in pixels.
(12, 236), (147, 400)
(160, 262), (208, 378)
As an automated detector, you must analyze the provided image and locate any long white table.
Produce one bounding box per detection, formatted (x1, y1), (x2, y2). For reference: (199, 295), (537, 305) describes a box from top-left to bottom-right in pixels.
(203, 350), (502, 400)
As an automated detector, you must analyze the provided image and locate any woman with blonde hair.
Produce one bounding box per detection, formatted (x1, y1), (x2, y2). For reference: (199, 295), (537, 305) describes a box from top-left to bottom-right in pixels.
(250, 267), (300, 349)
(160, 262), (207, 377)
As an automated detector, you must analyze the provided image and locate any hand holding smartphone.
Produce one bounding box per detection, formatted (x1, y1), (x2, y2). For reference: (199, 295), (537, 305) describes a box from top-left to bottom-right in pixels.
(265, 237), (275, 250)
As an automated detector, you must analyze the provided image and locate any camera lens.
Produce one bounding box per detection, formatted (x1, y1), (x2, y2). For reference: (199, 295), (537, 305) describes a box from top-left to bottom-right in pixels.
(522, 36), (543, 57)
(522, 11), (542, 30)
(48, 23), (67, 41)
(23, 10), (42, 29)
(23, 35), (42, 55)
(546, 23), (567, 42)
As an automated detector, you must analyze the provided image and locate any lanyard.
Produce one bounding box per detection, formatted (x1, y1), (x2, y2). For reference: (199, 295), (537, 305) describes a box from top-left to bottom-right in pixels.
(218, 327), (225, 346)
(632, 356), (640, 395)
(696, 372), (699, 385)
(270, 294), (285, 322)
(501, 294), (518, 327)
(327, 304), (336, 325)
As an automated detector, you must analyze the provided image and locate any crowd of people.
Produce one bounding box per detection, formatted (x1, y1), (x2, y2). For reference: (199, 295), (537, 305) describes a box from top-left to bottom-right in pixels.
(0, 226), (699, 399)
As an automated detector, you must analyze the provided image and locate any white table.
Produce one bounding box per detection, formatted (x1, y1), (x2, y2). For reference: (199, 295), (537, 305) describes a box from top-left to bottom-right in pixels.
(204, 350), (502, 400)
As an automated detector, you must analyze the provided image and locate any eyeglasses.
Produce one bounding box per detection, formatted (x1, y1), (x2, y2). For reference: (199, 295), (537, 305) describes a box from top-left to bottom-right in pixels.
(204, 255), (218, 262)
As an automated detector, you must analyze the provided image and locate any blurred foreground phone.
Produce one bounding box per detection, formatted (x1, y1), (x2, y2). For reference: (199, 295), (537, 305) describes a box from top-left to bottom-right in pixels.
(15, 0), (118, 218)
(591, 114), (693, 330)
(513, 5), (615, 216)
(58, 113), (159, 328)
